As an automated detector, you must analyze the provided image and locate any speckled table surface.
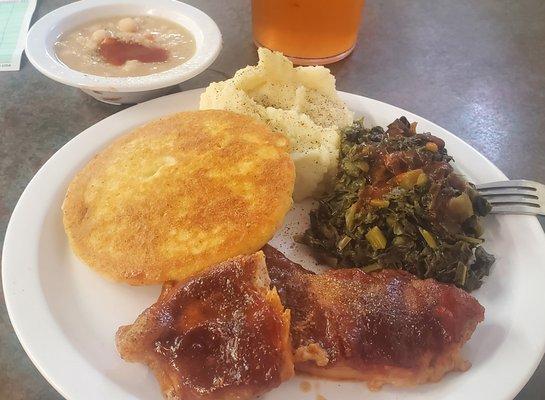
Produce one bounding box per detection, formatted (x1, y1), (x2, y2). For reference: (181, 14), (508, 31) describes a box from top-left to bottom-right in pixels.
(1, 0), (544, 399)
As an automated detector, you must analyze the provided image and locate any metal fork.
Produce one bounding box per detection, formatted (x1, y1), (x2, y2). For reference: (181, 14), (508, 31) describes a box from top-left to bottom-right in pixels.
(476, 179), (545, 216)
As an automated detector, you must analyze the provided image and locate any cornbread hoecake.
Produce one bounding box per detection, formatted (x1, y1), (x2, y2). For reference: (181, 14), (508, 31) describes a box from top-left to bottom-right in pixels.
(200, 48), (353, 201)
(62, 110), (295, 285)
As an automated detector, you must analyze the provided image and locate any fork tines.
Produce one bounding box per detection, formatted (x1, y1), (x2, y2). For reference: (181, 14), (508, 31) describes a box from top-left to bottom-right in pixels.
(476, 179), (544, 216)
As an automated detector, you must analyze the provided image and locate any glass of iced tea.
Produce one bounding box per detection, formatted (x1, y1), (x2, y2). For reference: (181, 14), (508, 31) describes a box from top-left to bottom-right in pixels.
(251, 0), (365, 65)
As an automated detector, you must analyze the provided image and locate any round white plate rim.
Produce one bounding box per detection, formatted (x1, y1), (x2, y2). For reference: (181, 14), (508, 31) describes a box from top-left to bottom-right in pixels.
(2, 88), (545, 400)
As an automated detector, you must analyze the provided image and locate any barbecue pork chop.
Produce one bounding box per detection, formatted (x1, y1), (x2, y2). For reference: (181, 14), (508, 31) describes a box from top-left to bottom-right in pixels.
(263, 244), (484, 390)
(117, 251), (293, 400)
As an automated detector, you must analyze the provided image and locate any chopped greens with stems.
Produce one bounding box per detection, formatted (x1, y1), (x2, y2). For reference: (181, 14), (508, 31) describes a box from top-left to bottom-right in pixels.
(301, 117), (495, 291)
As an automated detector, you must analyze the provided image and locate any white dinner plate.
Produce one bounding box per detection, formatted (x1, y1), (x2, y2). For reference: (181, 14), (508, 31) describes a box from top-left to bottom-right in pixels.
(3, 89), (545, 400)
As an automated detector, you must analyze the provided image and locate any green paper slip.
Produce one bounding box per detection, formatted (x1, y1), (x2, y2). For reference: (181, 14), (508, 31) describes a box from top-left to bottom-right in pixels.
(0, 0), (37, 71)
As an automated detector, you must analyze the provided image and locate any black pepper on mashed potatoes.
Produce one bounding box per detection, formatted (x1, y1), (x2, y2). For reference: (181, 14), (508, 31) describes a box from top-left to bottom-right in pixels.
(200, 48), (353, 200)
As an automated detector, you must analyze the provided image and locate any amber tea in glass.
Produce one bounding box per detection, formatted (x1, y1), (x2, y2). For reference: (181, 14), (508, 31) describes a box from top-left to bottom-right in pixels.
(252, 0), (365, 65)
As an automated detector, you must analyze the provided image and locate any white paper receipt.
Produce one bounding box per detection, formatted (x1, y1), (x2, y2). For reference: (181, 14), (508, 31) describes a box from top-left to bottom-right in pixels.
(0, 0), (37, 71)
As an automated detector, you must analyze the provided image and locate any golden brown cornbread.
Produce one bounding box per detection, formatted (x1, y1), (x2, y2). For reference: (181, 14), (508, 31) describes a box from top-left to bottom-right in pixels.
(62, 110), (295, 284)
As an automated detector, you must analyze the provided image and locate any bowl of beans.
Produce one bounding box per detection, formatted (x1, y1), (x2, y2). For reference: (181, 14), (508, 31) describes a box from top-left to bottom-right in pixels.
(26, 0), (222, 104)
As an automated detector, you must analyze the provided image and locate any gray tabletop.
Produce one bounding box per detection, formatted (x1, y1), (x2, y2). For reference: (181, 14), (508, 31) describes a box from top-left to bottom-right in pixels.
(1, 0), (544, 399)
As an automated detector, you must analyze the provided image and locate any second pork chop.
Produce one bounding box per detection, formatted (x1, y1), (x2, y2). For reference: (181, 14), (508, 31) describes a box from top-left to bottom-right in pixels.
(263, 244), (484, 390)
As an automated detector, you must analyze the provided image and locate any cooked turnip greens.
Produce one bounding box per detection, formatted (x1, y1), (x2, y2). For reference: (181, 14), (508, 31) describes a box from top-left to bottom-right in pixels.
(301, 117), (495, 291)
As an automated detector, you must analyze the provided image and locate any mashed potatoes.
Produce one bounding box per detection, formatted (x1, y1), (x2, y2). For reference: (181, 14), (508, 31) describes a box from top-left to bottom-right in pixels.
(200, 48), (353, 200)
